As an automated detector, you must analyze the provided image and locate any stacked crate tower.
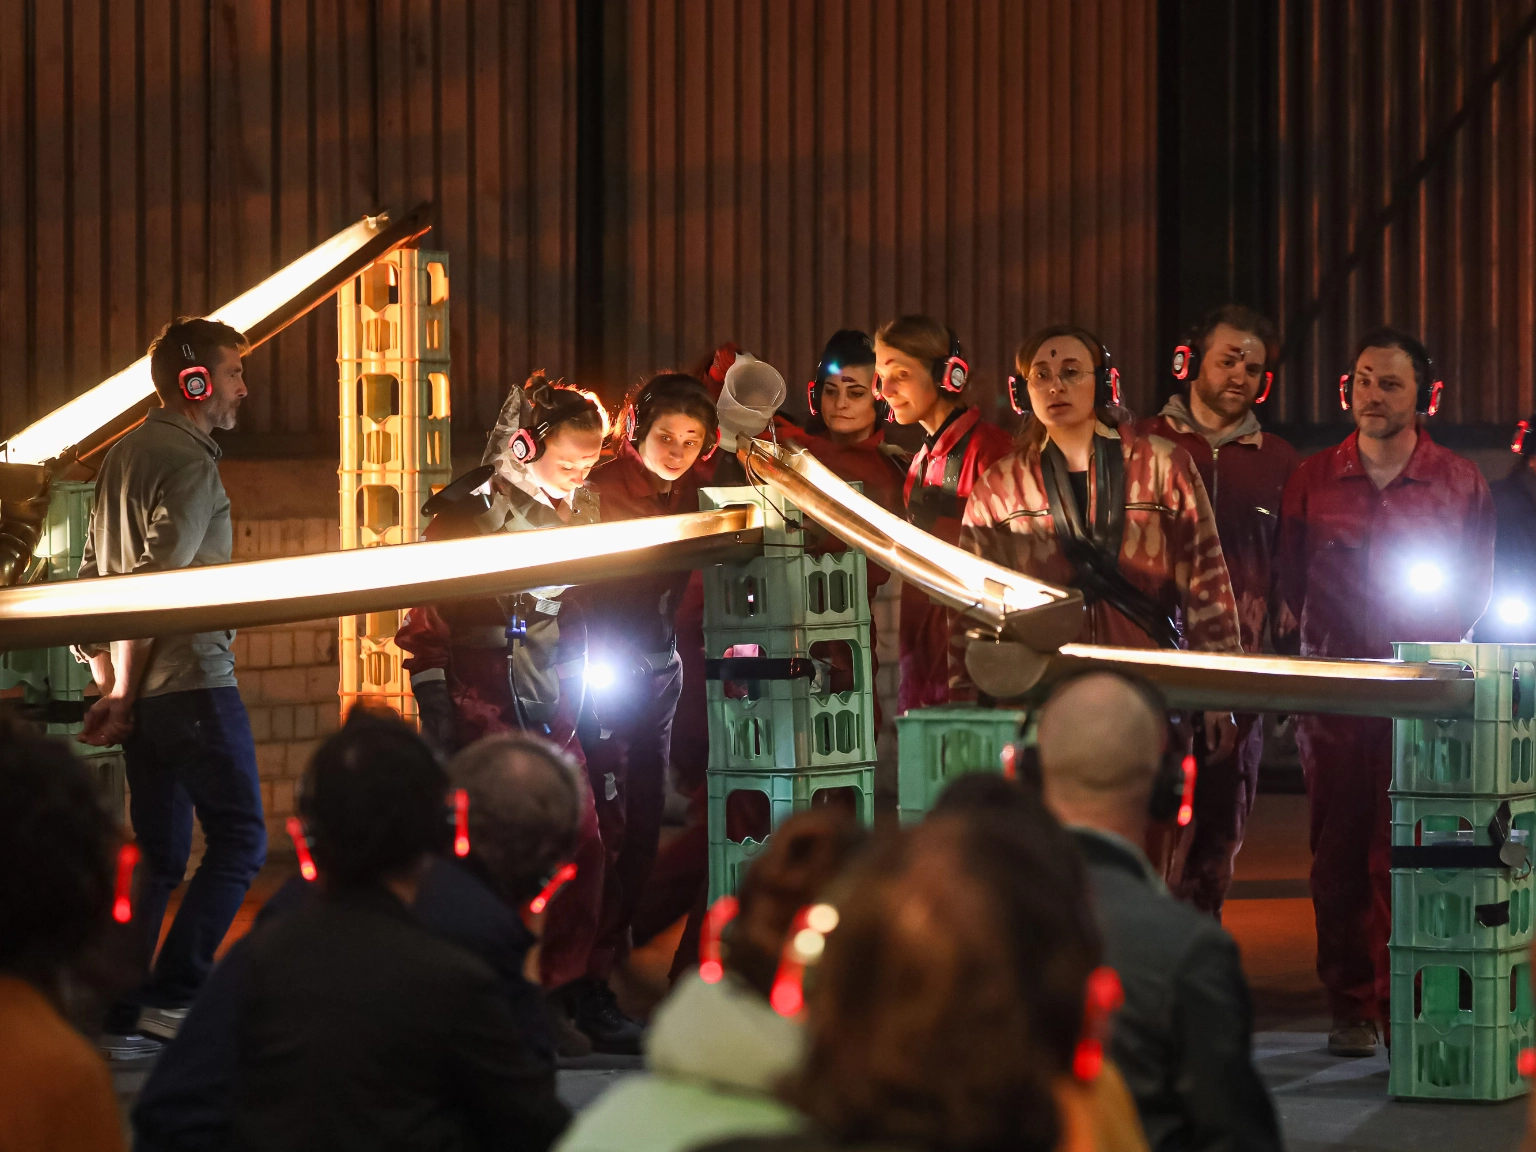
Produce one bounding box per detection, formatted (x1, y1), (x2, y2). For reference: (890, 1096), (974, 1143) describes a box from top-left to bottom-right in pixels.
(699, 484), (878, 899)
(1389, 642), (1536, 1100)
(336, 250), (453, 724)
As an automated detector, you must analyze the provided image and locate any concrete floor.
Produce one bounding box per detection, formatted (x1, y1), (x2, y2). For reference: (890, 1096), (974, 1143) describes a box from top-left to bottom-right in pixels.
(110, 790), (1532, 1151)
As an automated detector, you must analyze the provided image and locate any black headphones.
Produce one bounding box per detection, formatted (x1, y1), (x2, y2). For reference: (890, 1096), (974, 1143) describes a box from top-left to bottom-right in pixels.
(1513, 415), (1536, 457)
(1338, 333), (1444, 416)
(1171, 330), (1273, 404)
(999, 672), (1195, 824)
(1007, 333), (1122, 415)
(178, 342), (213, 402)
(934, 330), (969, 394)
(621, 376), (720, 462)
(807, 339), (891, 425)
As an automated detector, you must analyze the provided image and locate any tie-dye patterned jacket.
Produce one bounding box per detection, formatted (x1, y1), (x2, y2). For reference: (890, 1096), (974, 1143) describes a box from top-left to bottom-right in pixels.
(960, 419), (1243, 653)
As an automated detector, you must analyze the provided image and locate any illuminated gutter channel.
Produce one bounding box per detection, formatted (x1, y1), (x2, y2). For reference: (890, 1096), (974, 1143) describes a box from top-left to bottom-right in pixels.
(0, 508), (761, 651)
(0, 206), (432, 467)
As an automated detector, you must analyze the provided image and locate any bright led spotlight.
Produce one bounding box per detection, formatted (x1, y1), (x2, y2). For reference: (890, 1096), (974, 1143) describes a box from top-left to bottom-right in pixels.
(1499, 597), (1530, 626)
(1408, 561), (1445, 595)
(586, 661), (616, 691)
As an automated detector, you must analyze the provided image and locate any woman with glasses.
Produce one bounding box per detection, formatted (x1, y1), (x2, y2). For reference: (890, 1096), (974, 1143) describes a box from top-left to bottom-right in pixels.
(960, 324), (1242, 754)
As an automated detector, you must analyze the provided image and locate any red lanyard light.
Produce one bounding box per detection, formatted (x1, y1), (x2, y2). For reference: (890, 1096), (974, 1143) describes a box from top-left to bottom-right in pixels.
(699, 895), (740, 984)
(113, 842), (141, 924)
(1177, 754), (1197, 828)
(452, 788), (471, 858)
(528, 862), (578, 915)
(1072, 965), (1125, 1081)
(769, 903), (840, 1018)
(286, 817), (318, 882)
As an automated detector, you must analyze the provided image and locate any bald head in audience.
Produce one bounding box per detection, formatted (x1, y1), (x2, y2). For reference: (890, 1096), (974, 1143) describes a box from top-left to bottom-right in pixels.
(1036, 673), (1167, 844)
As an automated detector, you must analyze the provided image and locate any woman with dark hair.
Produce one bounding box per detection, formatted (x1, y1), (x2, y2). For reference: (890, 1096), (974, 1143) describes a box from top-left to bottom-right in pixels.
(961, 325), (1241, 757)
(565, 371), (720, 1052)
(555, 810), (865, 1152)
(699, 810), (1113, 1152)
(232, 712), (569, 1152)
(873, 315), (1013, 712)
(0, 718), (127, 1151)
(396, 370), (613, 1053)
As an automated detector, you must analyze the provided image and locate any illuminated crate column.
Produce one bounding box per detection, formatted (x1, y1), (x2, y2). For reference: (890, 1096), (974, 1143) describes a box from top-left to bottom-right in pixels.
(336, 250), (452, 722)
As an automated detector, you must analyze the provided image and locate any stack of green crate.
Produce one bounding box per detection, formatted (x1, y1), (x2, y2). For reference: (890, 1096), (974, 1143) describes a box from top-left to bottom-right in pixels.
(699, 485), (877, 901)
(0, 482), (125, 820)
(895, 705), (1029, 825)
(1389, 642), (1536, 1101)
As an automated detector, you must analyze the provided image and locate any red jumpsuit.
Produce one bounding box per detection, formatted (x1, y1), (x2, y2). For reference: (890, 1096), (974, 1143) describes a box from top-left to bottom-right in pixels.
(901, 406), (1014, 712)
(572, 441), (700, 978)
(1140, 399), (1299, 915)
(395, 477), (608, 990)
(1277, 427), (1494, 1024)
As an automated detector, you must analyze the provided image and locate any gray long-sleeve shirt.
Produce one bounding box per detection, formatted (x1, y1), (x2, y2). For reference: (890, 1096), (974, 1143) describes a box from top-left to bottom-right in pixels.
(77, 407), (237, 697)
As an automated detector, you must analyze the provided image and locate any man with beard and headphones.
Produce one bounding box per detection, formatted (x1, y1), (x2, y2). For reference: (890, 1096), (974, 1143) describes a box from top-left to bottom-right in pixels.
(1138, 306), (1299, 917)
(1276, 328), (1494, 1057)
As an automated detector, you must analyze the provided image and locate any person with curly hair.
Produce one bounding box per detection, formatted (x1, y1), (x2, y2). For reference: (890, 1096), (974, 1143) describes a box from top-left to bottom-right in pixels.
(0, 717), (128, 1151)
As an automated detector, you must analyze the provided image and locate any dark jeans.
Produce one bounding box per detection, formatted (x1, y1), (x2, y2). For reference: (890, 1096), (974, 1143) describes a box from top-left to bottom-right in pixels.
(106, 687), (266, 1031)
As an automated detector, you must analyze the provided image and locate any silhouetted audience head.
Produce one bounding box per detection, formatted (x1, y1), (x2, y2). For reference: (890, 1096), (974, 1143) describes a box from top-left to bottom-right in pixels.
(723, 808), (866, 999)
(1036, 673), (1167, 830)
(446, 732), (584, 905)
(299, 709), (448, 889)
(0, 716), (119, 990)
(787, 812), (1099, 1152)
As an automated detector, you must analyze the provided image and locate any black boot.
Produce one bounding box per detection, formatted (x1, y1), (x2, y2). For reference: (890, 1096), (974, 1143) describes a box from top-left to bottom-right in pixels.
(557, 978), (644, 1056)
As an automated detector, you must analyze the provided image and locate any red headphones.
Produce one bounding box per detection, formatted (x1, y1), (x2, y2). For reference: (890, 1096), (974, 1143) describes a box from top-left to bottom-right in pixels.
(178, 343), (213, 402)
(287, 816), (318, 882)
(934, 330), (969, 394)
(1072, 966), (1125, 1081)
(113, 842), (141, 924)
(1008, 337), (1122, 415)
(699, 894), (740, 984)
(1171, 338), (1272, 404)
(1513, 417), (1536, 457)
(1338, 337), (1443, 416)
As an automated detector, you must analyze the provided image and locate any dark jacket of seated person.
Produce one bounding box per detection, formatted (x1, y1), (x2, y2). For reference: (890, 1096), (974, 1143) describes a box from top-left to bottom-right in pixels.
(134, 856), (557, 1151)
(1071, 821), (1278, 1152)
(232, 880), (566, 1152)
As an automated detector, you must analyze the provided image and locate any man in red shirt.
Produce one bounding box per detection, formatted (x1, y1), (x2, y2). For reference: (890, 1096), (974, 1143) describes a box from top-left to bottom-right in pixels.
(1140, 306), (1298, 916)
(1277, 328), (1494, 1057)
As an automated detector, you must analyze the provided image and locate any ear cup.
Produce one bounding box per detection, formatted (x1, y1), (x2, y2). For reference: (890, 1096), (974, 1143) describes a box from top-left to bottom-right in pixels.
(1098, 365), (1122, 408)
(1170, 343), (1197, 382)
(508, 427), (543, 464)
(1007, 372), (1029, 415)
(699, 427), (719, 462)
(1423, 378), (1444, 416)
(1512, 420), (1531, 456)
(1255, 370), (1273, 404)
(179, 365), (212, 401)
(806, 378), (820, 417)
(1338, 372), (1353, 411)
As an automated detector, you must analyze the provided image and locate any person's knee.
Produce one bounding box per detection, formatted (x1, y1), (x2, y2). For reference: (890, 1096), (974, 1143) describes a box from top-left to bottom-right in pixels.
(200, 809), (267, 875)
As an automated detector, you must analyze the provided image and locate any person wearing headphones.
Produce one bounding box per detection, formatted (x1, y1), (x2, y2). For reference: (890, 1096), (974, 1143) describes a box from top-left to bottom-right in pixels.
(1138, 305), (1299, 917)
(74, 317), (267, 1058)
(1276, 328), (1494, 1057)
(873, 315), (1013, 712)
(961, 325), (1241, 757)
(571, 372), (719, 1048)
(396, 371), (617, 1056)
(1474, 412), (1536, 642)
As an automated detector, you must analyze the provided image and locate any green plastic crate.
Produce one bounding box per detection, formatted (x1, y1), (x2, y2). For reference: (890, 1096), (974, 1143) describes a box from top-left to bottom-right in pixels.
(1388, 944), (1534, 1101)
(707, 678), (876, 771)
(896, 705), (1028, 824)
(699, 484), (810, 551)
(1392, 868), (1536, 951)
(35, 480), (95, 580)
(1391, 794), (1536, 849)
(703, 548), (870, 632)
(707, 763), (875, 900)
(1395, 643), (1536, 722)
(1394, 718), (1536, 797)
(703, 619), (872, 663)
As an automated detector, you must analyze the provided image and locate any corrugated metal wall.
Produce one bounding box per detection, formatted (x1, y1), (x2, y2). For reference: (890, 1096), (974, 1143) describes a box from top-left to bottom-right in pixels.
(1276, 0), (1536, 426)
(618, 0), (1160, 417)
(0, 0), (575, 446)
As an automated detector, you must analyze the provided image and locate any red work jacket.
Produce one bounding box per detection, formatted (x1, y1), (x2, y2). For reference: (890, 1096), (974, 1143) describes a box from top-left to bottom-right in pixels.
(900, 407), (1015, 712)
(1276, 427), (1495, 660)
(1140, 400), (1298, 653)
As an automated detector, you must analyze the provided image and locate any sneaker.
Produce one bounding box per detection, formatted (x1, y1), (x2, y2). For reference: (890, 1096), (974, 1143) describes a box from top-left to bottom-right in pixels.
(1327, 1018), (1379, 1057)
(562, 978), (645, 1056)
(545, 993), (594, 1059)
(100, 1032), (164, 1061)
(138, 1006), (190, 1041)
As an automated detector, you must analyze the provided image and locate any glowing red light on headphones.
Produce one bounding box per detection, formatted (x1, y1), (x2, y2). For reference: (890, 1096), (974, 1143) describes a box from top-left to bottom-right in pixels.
(113, 842), (141, 924)
(286, 817), (318, 882)
(1073, 966), (1125, 1081)
(1000, 743), (1018, 781)
(769, 903), (839, 1018)
(1513, 420), (1530, 456)
(1520, 1047), (1536, 1078)
(1177, 754), (1197, 828)
(453, 788), (470, 857)
(529, 862), (578, 915)
(699, 895), (740, 984)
